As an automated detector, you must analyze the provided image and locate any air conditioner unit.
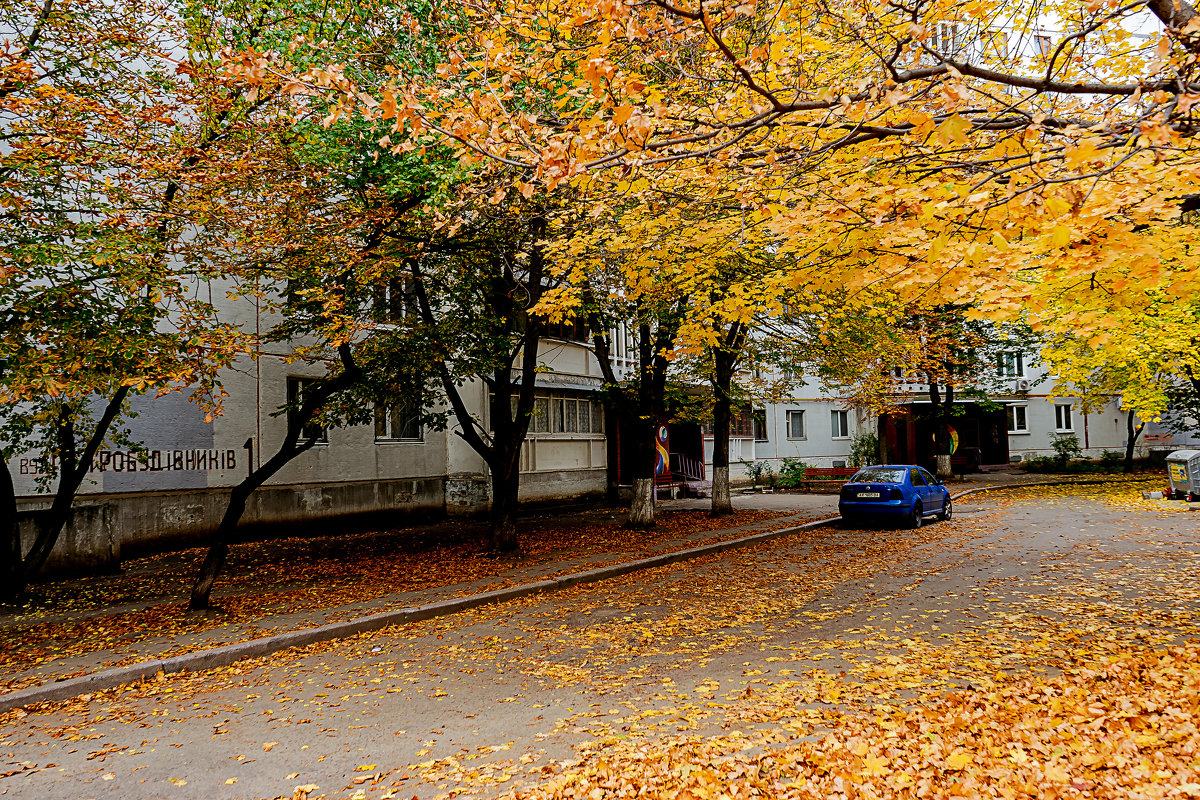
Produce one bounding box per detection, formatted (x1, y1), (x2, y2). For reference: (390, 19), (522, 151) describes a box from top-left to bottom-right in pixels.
(1015, 379), (1030, 392)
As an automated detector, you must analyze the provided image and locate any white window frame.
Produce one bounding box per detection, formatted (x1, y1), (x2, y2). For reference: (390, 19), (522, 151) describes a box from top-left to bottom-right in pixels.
(513, 392), (603, 437)
(936, 21), (965, 57)
(372, 275), (417, 323)
(375, 403), (423, 442)
(786, 409), (806, 440)
(1007, 404), (1029, 434)
(831, 409), (850, 439)
(997, 351), (1025, 378)
(1054, 404), (1074, 432)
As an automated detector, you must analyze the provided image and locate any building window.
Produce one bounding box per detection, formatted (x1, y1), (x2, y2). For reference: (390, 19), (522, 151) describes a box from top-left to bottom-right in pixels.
(786, 410), (806, 439)
(507, 392), (602, 435)
(997, 351), (1025, 377)
(988, 30), (1009, 59)
(936, 21), (965, 57)
(1035, 34), (1052, 57)
(531, 396), (551, 433)
(731, 410), (753, 438)
(286, 377), (328, 443)
(1007, 404), (1028, 433)
(831, 410), (850, 439)
(700, 407), (762, 438)
(372, 275), (417, 322)
(542, 317), (590, 343)
(375, 403), (422, 441)
(1055, 404), (1073, 432)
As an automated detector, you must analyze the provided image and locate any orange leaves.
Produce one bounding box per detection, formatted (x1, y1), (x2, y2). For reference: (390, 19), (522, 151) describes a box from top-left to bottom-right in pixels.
(0, 507), (800, 694)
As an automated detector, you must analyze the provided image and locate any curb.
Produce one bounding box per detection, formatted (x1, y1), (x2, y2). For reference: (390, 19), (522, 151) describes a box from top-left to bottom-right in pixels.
(0, 477), (1147, 714)
(0, 513), (842, 714)
(950, 476), (1150, 499)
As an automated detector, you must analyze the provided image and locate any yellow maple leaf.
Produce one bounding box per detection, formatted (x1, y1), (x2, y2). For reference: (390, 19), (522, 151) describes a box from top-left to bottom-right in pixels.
(936, 115), (972, 144)
(861, 755), (889, 775)
(945, 751), (973, 770)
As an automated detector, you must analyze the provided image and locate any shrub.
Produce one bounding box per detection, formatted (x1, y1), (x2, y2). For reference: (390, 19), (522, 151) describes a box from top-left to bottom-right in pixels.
(1099, 450), (1123, 471)
(740, 459), (774, 489)
(1021, 456), (1057, 473)
(776, 458), (809, 489)
(1050, 433), (1083, 468)
(849, 432), (879, 468)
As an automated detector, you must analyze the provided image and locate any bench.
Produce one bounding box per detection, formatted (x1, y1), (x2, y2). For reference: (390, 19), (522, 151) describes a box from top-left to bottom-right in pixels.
(802, 467), (857, 480)
(785, 467), (856, 494)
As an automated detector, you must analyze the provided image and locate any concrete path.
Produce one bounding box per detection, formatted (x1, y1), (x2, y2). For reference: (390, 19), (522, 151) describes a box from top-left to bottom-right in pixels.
(2, 482), (1193, 800)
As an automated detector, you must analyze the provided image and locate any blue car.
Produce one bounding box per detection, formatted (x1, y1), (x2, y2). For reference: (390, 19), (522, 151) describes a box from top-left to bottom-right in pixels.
(838, 465), (952, 528)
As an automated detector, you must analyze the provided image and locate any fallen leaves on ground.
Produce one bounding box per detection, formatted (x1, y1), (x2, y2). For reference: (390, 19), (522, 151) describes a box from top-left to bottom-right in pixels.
(0, 507), (802, 692)
(504, 642), (1200, 799)
(3, 482), (1194, 800)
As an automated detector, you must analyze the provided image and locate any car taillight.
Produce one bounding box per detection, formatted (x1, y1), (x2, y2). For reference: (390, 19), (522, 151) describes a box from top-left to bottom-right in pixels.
(890, 488), (903, 500)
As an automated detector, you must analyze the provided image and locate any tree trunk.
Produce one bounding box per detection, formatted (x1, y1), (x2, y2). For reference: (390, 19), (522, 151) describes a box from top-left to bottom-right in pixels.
(603, 406), (619, 502)
(488, 455), (521, 553)
(711, 466), (731, 512)
(21, 386), (130, 579)
(630, 478), (655, 527)
(1124, 410), (1145, 473)
(0, 461), (22, 604)
(930, 381), (954, 479)
(709, 339), (738, 517)
(189, 345), (359, 610)
(935, 452), (952, 479)
(188, 482), (252, 610)
(626, 411), (658, 527)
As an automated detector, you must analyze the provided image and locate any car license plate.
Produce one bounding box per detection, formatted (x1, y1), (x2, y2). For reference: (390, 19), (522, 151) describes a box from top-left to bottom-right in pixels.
(856, 492), (880, 499)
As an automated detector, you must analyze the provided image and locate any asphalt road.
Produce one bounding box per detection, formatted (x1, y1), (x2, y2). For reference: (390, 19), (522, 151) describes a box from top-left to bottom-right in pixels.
(2, 485), (1196, 800)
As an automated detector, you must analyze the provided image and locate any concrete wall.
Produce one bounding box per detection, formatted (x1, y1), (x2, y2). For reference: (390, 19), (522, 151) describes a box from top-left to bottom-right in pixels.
(18, 505), (120, 577)
(519, 468), (606, 502)
(18, 476), (446, 574)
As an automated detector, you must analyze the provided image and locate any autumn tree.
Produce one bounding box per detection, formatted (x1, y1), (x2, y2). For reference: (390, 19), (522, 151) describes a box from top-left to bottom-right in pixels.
(1040, 286), (1200, 471)
(387, 193), (570, 552)
(584, 288), (689, 527)
(355, 0), (1200, 412)
(182, 0), (461, 608)
(0, 0), (247, 602)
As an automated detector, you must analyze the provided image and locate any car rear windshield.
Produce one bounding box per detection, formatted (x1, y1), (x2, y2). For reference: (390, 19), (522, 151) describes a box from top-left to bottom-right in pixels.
(850, 468), (905, 483)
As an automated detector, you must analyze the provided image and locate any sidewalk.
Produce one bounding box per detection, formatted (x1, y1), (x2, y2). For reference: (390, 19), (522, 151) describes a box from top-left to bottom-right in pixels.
(1, 497), (836, 698)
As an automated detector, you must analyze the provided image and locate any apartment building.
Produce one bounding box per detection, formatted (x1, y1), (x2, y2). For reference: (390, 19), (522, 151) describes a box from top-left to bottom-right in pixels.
(9, 286), (609, 572)
(704, 350), (1160, 477)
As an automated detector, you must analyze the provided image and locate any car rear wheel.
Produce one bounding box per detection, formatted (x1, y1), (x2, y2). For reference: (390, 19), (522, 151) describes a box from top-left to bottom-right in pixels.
(909, 501), (923, 529)
(938, 496), (953, 522)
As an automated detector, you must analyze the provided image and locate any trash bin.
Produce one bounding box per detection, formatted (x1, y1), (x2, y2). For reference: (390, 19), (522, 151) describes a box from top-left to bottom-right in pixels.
(1166, 449), (1200, 500)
